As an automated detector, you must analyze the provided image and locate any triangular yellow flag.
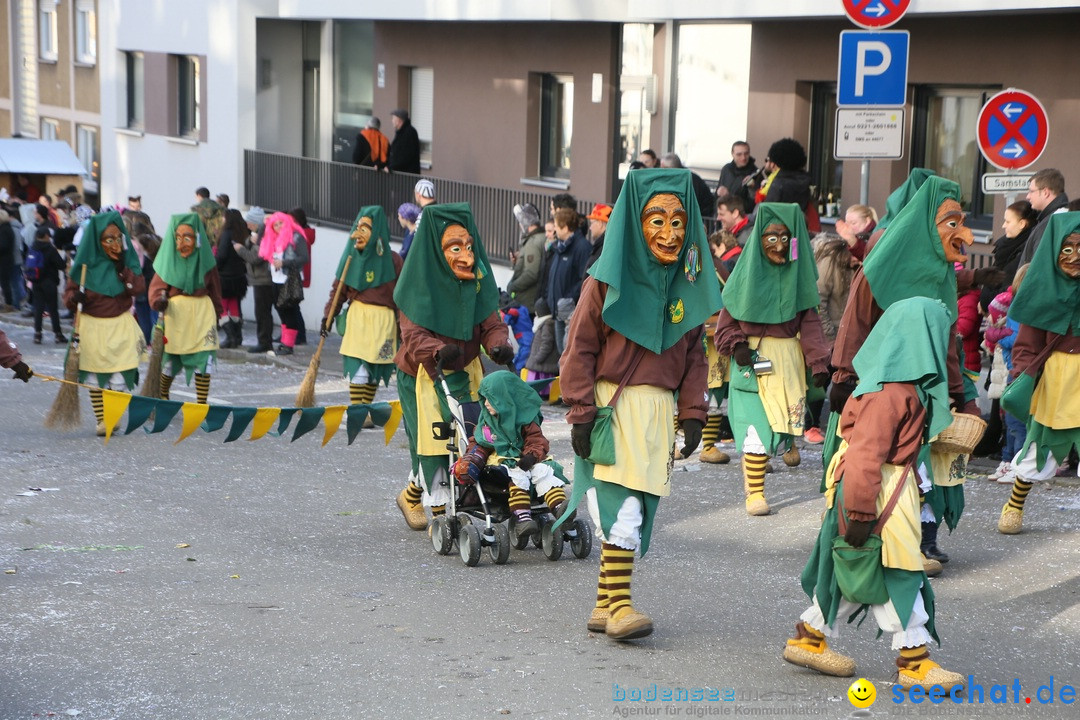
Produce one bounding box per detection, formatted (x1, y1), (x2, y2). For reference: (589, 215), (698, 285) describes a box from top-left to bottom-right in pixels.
(248, 407), (281, 440)
(175, 402), (211, 445)
(321, 405), (347, 447)
(101, 390), (132, 445)
(548, 376), (561, 403)
(383, 400), (403, 445)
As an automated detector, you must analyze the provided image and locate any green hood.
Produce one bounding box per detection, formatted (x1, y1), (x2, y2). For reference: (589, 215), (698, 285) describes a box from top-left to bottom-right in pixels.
(721, 202), (819, 324)
(1009, 211), (1080, 336)
(337, 206), (397, 292)
(152, 213), (216, 294)
(69, 211), (142, 296)
(475, 370), (544, 457)
(588, 168), (722, 353)
(862, 175), (961, 323)
(853, 296), (954, 440)
(877, 168), (936, 231)
(392, 202), (499, 341)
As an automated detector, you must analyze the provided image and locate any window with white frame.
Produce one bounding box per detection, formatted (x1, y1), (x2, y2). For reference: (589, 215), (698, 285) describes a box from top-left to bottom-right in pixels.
(540, 73), (573, 179)
(75, 0), (97, 65)
(77, 124), (99, 182)
(39, 0), (58, 62)
(177, 55), (201, 137)
(41, 118), (60, 141)
(409, 67), (433, 165)
(125, 51), (145, 129)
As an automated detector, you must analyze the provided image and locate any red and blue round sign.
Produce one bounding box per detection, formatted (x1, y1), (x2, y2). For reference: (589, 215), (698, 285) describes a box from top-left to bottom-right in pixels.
(842, 0), (911, 29)
(977, 89), (1050, 170)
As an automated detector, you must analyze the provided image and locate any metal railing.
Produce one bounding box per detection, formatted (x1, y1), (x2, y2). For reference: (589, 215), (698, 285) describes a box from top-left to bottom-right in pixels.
(244, 149), (607, 264)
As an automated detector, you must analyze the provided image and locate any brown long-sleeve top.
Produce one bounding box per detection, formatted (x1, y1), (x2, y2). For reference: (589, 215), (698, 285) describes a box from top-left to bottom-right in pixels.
(323, 253), (403, 319)
(831, 269), (964, 402)
(516, 421), (549, 460)
(1011, 323), (1080, 378)
(63, 268), (145, 317)
(394, 310), (509, 380)
(835, 383), (925, 522)
(0, 329), (22, 369)
(148, 270), (224, 317)
(559, 276), (708, 426)
(712, 307), (831, 376)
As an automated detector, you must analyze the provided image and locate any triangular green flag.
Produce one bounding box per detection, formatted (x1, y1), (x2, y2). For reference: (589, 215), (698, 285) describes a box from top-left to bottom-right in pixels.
(146, 400), (183, 434)
(272, 408), (299, 437)
(291, 407), (325, 442)
(224, 407), (258, 443)
(201, 405), (232, 433)
(367, 402), (392, 427)
(345, 405), (370, 445)
(124, 395), (158, 434)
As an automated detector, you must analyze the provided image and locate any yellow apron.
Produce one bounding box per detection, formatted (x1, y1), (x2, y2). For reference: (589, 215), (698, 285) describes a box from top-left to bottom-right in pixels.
(415, 357), (483, 456)
(77, 313), (144, 373)
(1032, 351), (1080, 429)
(163, 295), (219, 355)
(593, 380), (675, 497)
(753, 335), (807, 436)
(826, 441), (922, 572)
(929, 448), (967, 488)
(340, 300), (397, 364)
(705, 338), (730, 389)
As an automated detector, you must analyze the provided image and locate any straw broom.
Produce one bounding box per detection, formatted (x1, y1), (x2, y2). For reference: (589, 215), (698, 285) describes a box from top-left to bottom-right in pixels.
(140, 316), (164, 399)
(44, 265), (87, 430)
(295, 256), (351, 408)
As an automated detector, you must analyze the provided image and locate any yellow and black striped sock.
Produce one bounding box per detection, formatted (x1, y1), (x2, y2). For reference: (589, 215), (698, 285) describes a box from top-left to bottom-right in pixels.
(508, 484), (531, 514)
(595, 551), (609, 609)
(89, 388), (104, 425)
(603, 543), (636, 618)
(359, 383), (377, 405)
(349, 383), (365, 405)
(159, 373), (174, 401)
(674, 415), (680, 437)
(431, 504), (446, 518)
(743, 453), (768, 496)
(543, 486), (566, 511)
(898, 644), (929, 670)
(1008, 478), (1033, 511)
(404, 483), (423, 505)
(194, 373), (211, 404)
(702, 414), (721, 450)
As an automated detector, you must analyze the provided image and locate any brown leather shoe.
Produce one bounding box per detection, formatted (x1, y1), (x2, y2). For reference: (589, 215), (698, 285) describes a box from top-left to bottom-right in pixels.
(606, 607), (653, 641)
(396, 488), (428, 530)
(587, 606), (610, 633)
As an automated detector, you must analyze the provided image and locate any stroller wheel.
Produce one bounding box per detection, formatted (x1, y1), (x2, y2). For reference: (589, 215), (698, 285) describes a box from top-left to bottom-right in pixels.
(570, 517), (593, 559)
(459, 523), (482, 567)
(541, 520), (564, 561)
(456, 512), (472, 528)
(509, 517), (532, 550)
(532, 516), (546, 549)
(431, 516), (453, 556)
(489, 523), (511, 565)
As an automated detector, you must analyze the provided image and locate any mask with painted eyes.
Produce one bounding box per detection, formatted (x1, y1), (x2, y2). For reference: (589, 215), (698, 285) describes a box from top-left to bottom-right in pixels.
(100, 224), (125, 262)
(936, 198), (973, 264)
(1059, 232), (1080, 279)
(760, 222), (791, 265)
(442, 224), (475, 280)
(351, 216), (373, 251)
(640, 193), (687, 265)
(175, 224), (197, 259)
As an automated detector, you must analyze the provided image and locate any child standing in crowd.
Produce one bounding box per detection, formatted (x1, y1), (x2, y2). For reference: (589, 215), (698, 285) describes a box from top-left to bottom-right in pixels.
(984, 264), (1029, 483)
(28, 226), (68, 344)
(525, 298), (559, 400)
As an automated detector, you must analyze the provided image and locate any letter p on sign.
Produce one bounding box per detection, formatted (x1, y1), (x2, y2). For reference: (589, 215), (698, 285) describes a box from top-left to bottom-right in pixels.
(837, 30), (909, 108)
(855, 41), (891, 96)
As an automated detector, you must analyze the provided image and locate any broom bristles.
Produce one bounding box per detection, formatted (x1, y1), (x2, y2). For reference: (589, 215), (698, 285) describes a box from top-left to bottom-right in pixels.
(294, 341), (324, 408)
(44, 343), (82, 430)
(140, 323), (164, 398)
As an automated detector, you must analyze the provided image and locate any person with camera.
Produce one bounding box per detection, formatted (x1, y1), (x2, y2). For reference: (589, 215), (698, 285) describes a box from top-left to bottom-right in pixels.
(714, 203), (831, 516)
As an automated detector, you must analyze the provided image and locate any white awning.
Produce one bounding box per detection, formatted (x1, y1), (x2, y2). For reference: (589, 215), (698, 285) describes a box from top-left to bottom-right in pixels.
(0, 139), (88, 176)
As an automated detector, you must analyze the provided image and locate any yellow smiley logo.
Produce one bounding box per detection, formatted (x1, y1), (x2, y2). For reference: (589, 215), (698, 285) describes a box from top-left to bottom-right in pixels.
(847, 678), (876, 709)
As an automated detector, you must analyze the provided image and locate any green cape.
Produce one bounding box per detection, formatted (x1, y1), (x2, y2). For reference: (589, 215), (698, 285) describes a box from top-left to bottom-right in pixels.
(852, 297), (954, 440)
(337, 206), (397, 292)
(69, 211), (142, 296)
(1009, 211), (1080, 336)
(474, 370), (543, 457)
(862, 175), (961, 323)
(588, 168), (722, 353)
(392, 202), (499, 341)
(876, 168), (936, 231)
(152, 213), (216, 294)
(721, 202), (818, 324)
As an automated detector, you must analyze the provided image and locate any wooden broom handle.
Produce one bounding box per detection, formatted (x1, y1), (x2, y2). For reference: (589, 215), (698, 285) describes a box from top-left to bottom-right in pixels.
(323, 256), (352, 334)
(73, 264), (88, 335)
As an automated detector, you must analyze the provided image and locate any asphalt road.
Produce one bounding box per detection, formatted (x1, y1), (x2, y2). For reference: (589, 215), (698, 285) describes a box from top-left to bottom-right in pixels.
(2, 318), (1079, 720)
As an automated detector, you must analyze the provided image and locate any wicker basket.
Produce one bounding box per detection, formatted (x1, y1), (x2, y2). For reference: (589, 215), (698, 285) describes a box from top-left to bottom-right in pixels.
(931, 411), (987, 455)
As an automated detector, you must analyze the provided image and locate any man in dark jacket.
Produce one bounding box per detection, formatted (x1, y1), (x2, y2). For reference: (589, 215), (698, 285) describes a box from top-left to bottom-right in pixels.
(352, 117), (389, 169)
(545, 206), (591, 354)
(716, 141), (758, 209)
(1019, 168), (1069, 264)
(387, 109), (421, 174)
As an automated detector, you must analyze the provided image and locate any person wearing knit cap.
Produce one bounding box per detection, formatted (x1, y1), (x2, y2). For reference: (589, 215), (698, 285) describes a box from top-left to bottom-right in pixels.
(234, 207), (273, 353)
(585, 203), (612, 271)
(506, 202), (545, 310)
(396, 202), (420, 260)
(149, 214), (223, 403)
(63, 210), (147, 434)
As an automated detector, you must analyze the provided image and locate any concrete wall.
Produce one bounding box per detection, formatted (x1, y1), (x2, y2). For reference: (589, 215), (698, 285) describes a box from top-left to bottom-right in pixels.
(255, 19), (304, 157)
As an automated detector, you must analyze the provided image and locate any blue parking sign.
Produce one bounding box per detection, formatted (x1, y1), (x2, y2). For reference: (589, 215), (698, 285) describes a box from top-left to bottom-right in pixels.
(837, 30), (909, 107)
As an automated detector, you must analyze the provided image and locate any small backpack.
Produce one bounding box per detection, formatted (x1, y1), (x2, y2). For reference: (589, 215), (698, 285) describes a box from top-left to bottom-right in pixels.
(23, 245), (46, 282)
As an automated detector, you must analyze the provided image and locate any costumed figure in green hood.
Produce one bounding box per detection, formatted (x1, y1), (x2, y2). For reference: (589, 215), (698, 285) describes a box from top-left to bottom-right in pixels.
(714, 202), (831, 516)
(452, 370), (569, 542)
(827, 176), (993, 577)
(391, 202), (512, 532)
(63, 210), (147, 435)
(149, 213), (223, 404)
(784, 296), (964, 693)
(997, 211), (1080, 535)
(560, 169), (722, 642)
(322, 207), (403, 410)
